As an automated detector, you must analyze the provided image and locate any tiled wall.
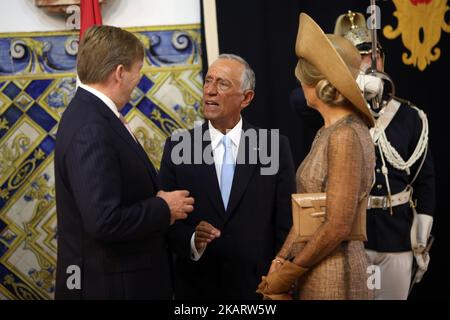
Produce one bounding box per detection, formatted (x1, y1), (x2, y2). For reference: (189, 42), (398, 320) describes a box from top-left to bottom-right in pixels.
(0, 25), (203, 299)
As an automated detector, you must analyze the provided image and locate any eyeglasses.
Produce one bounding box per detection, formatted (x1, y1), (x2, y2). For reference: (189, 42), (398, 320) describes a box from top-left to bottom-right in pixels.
(204, 77), (233, 92)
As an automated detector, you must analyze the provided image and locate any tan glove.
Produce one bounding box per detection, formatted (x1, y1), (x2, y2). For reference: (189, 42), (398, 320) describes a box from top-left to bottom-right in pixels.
(256, 261), (308, 299)
(257, 276), (292, 300)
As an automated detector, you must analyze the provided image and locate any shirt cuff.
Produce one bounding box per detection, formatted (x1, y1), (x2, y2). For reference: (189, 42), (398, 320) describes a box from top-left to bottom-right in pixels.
(190, 232), (206, 261)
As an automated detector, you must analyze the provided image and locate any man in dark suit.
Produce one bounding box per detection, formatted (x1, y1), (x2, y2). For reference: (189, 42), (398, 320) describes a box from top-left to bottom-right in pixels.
(54, 25), (194, 299)
(159, 54), (296, 299)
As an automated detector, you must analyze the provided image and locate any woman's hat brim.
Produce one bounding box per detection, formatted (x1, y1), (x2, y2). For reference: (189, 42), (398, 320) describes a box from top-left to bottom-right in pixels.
(295, 13), (374, 127)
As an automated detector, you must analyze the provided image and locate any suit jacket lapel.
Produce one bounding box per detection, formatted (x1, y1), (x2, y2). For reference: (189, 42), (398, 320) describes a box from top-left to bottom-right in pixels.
(225, 119), (257, 219)
(199, 123), (227, 219)
(108, 115), (159, 190)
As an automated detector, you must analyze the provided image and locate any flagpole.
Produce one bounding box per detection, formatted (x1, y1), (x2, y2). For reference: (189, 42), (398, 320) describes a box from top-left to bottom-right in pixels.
(202, 0), (220, 65)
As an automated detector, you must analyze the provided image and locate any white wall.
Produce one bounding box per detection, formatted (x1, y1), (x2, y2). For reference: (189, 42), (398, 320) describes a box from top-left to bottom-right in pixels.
(0, 0), (200, 33)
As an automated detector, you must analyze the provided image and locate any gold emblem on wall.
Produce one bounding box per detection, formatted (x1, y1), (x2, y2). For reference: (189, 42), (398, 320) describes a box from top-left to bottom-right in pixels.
(383, 0), (450, 71)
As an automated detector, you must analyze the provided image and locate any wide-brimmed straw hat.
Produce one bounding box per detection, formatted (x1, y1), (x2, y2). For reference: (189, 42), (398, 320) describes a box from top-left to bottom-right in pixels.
(295, 13), (374, 127)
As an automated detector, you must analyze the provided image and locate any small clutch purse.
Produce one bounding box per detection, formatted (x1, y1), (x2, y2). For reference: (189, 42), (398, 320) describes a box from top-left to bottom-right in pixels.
(291, 193), (367, 242)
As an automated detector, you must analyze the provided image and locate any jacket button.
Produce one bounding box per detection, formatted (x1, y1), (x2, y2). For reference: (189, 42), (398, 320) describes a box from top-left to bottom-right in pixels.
(377, 184), (383, 190)
(376, 168), (381, 173)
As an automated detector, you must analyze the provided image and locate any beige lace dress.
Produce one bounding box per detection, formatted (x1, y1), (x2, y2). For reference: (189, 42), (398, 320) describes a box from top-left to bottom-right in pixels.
(278, 114), (375, 300)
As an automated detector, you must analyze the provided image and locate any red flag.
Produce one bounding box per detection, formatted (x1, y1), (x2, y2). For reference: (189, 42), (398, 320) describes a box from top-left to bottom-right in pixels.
(80, 0), (103, 40)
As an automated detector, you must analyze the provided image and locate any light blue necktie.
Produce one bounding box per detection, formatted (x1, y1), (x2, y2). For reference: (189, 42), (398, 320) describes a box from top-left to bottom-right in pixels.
(220, 135), (235, 210)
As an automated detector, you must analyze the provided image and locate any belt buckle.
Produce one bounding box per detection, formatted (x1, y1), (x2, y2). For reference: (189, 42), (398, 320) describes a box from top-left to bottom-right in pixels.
(371, 197), (380, 208)
(371, 197), (387, 210)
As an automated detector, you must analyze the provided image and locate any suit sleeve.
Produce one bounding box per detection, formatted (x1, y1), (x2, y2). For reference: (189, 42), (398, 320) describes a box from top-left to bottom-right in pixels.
(65, 123), (170, 243)
(274, 135), (296, 252)
(409, 109), (435, 216)
(159, 136), (195, 260)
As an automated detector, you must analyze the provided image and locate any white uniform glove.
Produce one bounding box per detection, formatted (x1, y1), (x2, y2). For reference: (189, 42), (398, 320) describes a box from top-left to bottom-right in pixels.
(415, 214), (433, 253)
(411, 213), (433, 284)
(356, 73), (384, 100)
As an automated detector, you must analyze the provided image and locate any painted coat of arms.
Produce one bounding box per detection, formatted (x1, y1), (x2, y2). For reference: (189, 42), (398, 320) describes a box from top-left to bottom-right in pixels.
(383, 0), (450, 71)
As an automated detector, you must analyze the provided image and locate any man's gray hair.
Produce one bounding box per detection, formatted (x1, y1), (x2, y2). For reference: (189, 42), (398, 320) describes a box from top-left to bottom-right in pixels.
(217, 53), (256, 91)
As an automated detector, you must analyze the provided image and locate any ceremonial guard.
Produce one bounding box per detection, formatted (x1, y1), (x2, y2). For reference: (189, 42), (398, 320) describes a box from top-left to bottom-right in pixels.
(334, 11), (436, 299)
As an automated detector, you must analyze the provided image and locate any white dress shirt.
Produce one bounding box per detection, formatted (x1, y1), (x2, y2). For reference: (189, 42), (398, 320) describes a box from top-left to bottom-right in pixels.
(190, 118), (242, 261)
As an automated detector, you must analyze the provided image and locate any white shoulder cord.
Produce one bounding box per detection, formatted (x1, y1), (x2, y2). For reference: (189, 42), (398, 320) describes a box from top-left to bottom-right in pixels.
(377, 106), (429, 175)
(370, 103), (429, 215)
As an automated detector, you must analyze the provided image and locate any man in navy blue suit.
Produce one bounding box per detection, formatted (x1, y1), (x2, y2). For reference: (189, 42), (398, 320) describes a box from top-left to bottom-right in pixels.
(159, 54), (296, 299)
(54, 25), (194, 299)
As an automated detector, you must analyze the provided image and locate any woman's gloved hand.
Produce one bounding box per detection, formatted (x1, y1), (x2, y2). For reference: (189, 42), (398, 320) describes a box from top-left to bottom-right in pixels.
(256, 260), (308, 300)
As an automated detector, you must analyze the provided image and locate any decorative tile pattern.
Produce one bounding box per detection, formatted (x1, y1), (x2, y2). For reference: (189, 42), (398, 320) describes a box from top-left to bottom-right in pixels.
(0, 25), (204, 299)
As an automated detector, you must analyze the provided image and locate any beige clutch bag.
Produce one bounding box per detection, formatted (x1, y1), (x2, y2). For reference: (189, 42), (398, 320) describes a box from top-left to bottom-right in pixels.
(292, 193), (367, 242)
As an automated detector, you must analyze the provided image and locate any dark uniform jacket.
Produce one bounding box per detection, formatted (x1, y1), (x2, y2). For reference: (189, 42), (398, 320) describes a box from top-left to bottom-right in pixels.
(365, 99), (435, 252)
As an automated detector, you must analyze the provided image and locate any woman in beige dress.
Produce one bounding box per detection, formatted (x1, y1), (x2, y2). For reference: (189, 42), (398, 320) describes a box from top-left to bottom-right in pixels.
(257, 13), (376, 300)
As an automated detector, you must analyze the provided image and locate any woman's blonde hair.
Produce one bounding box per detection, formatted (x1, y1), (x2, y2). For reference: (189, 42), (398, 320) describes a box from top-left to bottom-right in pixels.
(77, 25), (144, 84)
(295, 34), (361, 107)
